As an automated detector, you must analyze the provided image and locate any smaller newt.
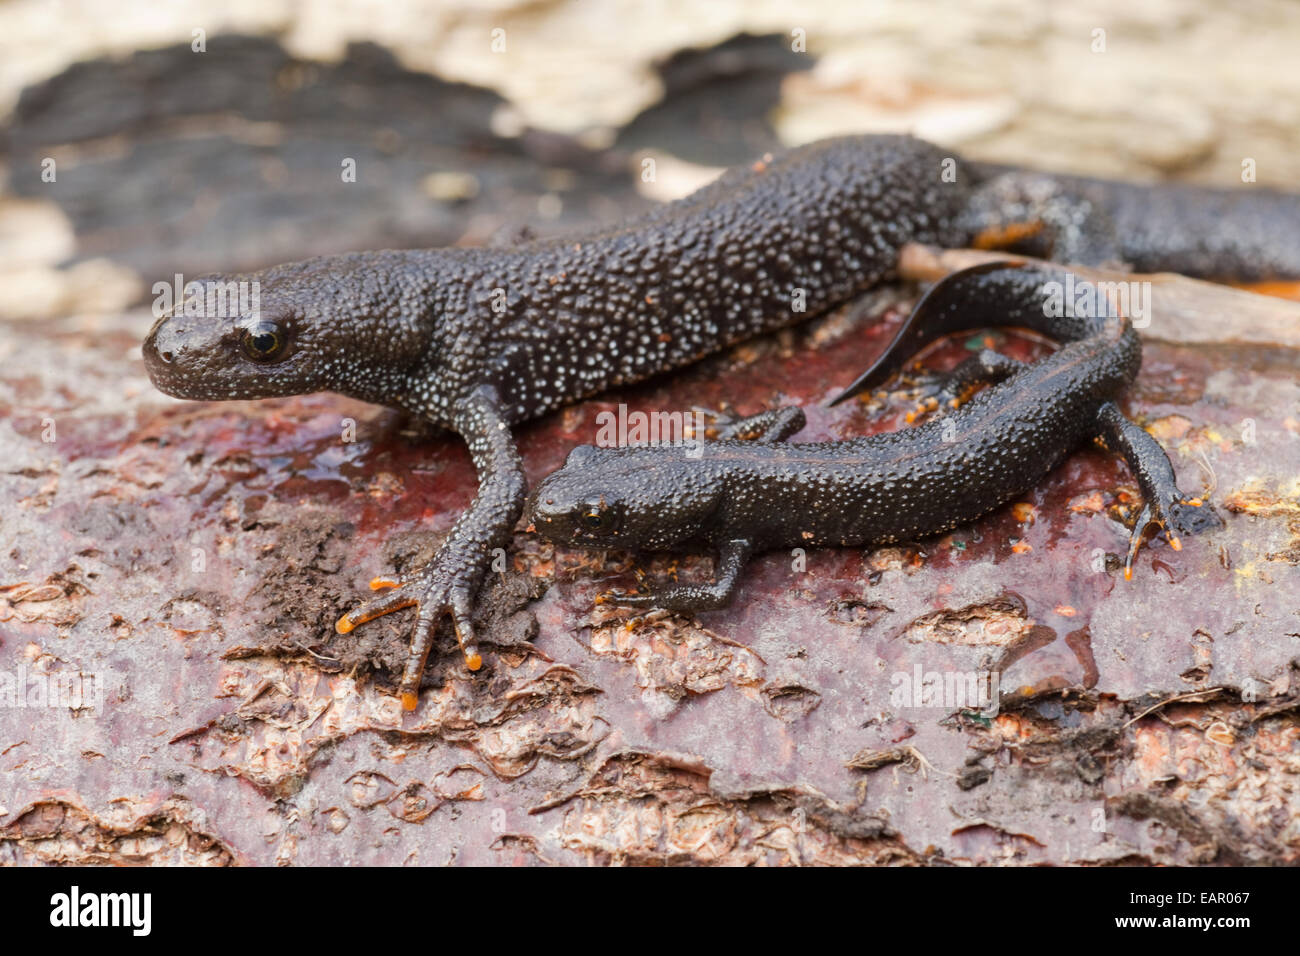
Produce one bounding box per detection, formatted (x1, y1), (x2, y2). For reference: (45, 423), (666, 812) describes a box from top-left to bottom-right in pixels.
(527, 262), (1222, 612)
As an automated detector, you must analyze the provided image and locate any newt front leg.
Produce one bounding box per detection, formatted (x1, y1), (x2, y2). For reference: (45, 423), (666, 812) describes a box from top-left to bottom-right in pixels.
(599, 538), (754, 612)
(336, 385), (525, 710)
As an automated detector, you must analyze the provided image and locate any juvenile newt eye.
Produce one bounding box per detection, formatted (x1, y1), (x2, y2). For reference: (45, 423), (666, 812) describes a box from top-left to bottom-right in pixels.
(240, 321), (289, 363)
(579, 500), (620, 533)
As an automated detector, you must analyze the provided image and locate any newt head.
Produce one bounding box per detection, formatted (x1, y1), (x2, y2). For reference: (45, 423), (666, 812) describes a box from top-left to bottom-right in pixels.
(144, 273), (316, 401)
(142, 264), (428, 403)
(527, 443), (723, 552)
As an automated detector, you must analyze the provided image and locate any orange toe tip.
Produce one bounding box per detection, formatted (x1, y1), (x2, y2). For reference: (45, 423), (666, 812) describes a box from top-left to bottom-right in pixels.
(1123, 568), (1133, 581)
(1169, 537), (1183, 551)
(400, 691), (419, 712)
(369, 577), (399, 590)
(465, 653), (484, 671)
(335, 616), (354, 634)
(524, 523), (536, 533)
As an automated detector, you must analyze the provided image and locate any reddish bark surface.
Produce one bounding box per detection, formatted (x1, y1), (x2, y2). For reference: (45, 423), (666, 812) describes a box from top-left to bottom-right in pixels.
(3, 287), (1298, 865)
(2, 34), (1298, 866)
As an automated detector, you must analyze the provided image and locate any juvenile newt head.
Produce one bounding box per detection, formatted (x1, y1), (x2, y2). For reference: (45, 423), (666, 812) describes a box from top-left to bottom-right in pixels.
(526, 443), (724, 552)
(143, 258), (429, 403)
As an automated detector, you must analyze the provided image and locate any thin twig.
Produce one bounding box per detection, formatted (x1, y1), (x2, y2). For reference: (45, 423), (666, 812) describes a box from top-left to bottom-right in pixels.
(1122, 687), (1223, 729)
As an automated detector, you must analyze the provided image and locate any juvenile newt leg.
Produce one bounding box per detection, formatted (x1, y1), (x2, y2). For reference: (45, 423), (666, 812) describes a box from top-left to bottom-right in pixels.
(908, 348), (1024, 420)
(336, 385), (525, 710)
(1094, 401), (1223, 579)
(599, 539), (753, 612)
(708, 406), (807, 443)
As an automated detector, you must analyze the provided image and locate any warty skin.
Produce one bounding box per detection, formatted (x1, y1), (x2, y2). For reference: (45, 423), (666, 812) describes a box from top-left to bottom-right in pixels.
(528, 264), (1223, 612)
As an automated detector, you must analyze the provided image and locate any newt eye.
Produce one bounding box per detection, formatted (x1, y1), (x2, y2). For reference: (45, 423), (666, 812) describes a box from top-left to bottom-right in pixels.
(579, 500), (620, 533)
(240, 321), (289, 363)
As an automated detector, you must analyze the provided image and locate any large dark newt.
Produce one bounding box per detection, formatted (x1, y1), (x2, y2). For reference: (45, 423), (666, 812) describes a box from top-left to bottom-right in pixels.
(527, 262), (1223, 611)
(141, 134), (1296, 709)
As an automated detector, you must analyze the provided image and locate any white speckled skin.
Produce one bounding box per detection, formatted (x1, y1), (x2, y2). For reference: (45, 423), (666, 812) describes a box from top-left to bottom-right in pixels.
(145, 136), (969, 425)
